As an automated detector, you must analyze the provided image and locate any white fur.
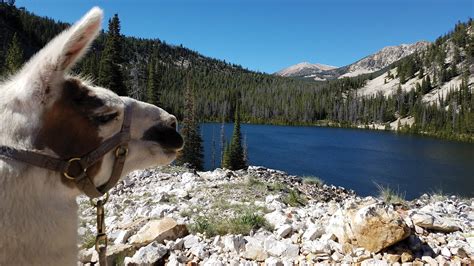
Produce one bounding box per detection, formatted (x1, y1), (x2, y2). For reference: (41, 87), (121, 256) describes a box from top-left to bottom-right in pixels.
(0, 7), (180, 265)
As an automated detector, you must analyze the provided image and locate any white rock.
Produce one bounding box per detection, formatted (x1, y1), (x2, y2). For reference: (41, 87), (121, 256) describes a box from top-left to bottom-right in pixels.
(466, 237), (474, 248)
(331, 251), (344, 262)
(360, 259), (388, 266)
(264, 211), (290, 228)
(264, 237), (287, 257)
(181, 172), (196, 184)
(441, 246), (451, 258)
(222, 235), (244, 253)
(183, 235), (200, 249)
(276, 225), (293, 238)
(202, 257), (224, 266)
(266, 195), (281, 204)
(320, 233), (337, 242)
(124, 242), (167, 265)
(149, 204), (176, 218)
(114, 230), (131, 245)
(301, 240), (329, 254)
(411, 212), (461, 232)
(302, 224), (324, 241)
(173, 188), (189, 198)
(421, 255), (438, 265)
(243, 236), (268, 261)
(282, 241), (299, 258)
(190, 243), (209, 259)
(212, 235), (221, 247)
(265, 257), (283, 266)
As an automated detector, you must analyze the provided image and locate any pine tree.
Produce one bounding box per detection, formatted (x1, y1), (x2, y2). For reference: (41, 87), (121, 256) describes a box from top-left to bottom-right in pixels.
(5, 33), (23, 75)
(146, 59), (158, 104)
(176, 79), (204, 170)
(98, 14), (127, 96)
(222, 103), (247, 170)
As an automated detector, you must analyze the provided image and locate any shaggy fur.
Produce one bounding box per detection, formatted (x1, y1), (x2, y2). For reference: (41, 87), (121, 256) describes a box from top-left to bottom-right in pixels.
(0, 7), (182, 265)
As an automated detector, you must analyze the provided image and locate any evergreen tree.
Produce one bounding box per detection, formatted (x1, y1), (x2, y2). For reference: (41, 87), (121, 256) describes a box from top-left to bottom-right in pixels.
(146, 59), (158, 104)
(5, 33), (23, 75)
(222, 103), (247, 170)
(176, 79), (204, 170)
(98, 14), (127, 96)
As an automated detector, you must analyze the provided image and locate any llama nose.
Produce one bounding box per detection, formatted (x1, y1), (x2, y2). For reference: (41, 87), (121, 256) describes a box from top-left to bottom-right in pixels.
(142, 122), (184, 151)
(168, 115), (178, 130)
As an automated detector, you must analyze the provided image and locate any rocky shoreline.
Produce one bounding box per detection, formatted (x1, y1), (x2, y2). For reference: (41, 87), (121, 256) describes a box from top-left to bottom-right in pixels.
(78, 166), (474, 265)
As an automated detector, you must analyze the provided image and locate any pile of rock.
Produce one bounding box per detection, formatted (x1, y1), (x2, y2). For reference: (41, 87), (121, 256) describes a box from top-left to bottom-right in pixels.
(78, 166), (474, 265)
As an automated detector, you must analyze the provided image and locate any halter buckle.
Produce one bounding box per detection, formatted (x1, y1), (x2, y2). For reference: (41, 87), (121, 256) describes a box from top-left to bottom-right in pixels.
(63, 158), (87, 180)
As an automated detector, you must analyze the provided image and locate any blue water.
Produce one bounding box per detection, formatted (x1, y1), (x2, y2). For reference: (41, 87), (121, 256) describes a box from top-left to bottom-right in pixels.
(200, 123), (474, 199)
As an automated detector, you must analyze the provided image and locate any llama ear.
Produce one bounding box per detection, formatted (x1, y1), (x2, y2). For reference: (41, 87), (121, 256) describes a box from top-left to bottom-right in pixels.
(57, 7), (103, 70)
(24, 7), (103, 85)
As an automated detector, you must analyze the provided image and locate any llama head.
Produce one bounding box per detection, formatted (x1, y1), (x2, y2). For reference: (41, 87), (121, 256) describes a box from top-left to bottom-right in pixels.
(9, 7), (183, 191)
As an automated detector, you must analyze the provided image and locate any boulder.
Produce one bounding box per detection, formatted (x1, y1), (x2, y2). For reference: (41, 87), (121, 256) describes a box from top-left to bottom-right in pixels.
(411, 212), (461, 233)
(124, 242), (167, 265)
(351, 203), (410, 252)
(129, 217), (188, 246)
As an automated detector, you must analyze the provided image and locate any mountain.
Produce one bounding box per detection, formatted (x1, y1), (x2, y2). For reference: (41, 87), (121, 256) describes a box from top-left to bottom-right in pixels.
(275, 62), (337, 80)
(1, 3), (472, 141)
(356, 27), (473, 105)
(340, 41), (430, 78)
(276, 41), (430, 80)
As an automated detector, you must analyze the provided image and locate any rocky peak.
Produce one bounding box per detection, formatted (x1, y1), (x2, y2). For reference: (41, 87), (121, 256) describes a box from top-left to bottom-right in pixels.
(341, 41), (430, 78)
(275, 62), (337, 77)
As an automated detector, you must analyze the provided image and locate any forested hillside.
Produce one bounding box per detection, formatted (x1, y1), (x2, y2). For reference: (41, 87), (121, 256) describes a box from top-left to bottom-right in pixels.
(1, 3), (472, 141)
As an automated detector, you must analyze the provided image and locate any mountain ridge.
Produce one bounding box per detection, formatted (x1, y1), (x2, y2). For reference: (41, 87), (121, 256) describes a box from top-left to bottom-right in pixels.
(275, 41), (430, 80)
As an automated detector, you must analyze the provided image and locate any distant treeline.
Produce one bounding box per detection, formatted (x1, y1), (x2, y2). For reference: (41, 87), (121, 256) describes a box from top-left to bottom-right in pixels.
(0, 3), (472, 141)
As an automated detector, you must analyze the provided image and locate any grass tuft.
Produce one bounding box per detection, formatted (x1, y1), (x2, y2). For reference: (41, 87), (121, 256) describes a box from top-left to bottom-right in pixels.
(375, 183), (406, 204)
(189, 212), (272, 237)
(302, 176), (324, 187)
(81, 233), (96, 249)
(283, 189), (307, 207)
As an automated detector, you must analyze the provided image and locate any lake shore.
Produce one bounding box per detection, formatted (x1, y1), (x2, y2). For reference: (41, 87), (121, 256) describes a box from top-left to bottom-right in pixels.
(78, 165), (474, 265)
(202, 120), (474, 143)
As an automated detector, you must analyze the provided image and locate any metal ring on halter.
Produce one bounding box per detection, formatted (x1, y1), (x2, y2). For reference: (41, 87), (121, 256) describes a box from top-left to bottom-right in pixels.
(90, 192), (110, 206)
(115, 146), (128, 158)
(63, 158), (87, 180)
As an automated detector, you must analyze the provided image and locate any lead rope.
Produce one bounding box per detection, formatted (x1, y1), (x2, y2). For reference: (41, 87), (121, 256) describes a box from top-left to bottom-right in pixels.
(91, 193), (109, 266)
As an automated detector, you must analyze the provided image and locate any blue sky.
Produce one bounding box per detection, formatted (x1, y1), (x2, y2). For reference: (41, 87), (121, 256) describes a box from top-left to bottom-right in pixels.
(16, 0), (473, 73)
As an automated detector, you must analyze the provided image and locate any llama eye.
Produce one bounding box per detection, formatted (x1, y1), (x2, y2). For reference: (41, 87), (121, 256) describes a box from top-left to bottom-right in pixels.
(93, 112), (118, 124)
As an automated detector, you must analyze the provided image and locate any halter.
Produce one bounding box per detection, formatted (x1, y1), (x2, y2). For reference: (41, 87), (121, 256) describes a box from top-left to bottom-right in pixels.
(0, 103), (132, 199)
(0, 103), (133, 265)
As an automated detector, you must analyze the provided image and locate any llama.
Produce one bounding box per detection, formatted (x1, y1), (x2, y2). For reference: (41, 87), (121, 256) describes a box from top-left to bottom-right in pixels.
(0, 7), (183, 265)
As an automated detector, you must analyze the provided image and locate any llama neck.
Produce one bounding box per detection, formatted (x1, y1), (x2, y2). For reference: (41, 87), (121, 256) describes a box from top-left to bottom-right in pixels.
(0, 165), (79, 266)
